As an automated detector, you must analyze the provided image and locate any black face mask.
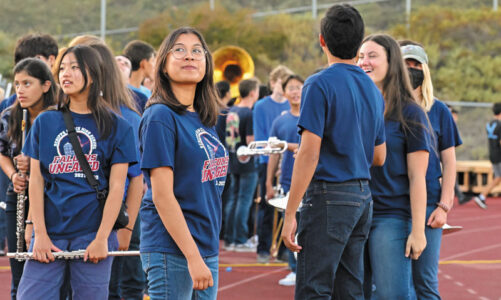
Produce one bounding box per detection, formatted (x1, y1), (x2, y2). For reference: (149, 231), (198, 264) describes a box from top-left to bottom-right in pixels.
(407, 67), (424, 89)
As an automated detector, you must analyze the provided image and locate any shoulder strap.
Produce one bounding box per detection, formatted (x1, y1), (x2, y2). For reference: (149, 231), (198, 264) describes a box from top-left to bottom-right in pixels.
(61, 107), (99, 192)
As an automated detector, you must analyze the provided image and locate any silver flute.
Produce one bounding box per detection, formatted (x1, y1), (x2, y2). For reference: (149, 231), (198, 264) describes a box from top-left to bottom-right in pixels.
(15, 109), (28, 253)
(236, 137), (288, 158)
(7, 250), (140, 261)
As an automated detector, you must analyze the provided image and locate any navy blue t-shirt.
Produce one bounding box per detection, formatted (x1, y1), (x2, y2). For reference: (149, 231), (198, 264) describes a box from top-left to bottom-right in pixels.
(253, 96), (290, 164)
(426, 100), (462, 205)
(486, 119), (501, 163)
(370, 103), (431, 219)
(270, 111), (299, 191)
(139, 104), (228, 258)
(0, 94), (17, 112)
(128, 85), (148, 114)
(23, 110), (138, 239)
(226, 105), (256, 174)
(120, 106), (142, 200)
(298, 63), (385, 182)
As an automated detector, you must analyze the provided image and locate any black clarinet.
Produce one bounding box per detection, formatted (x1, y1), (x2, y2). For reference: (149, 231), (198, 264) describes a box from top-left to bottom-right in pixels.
(15, 109), (28, 253)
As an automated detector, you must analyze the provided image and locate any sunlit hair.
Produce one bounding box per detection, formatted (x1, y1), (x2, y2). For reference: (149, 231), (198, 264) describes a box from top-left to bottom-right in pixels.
(55, 45), (115, 139)
(9, 58), (57, 151)
(68, 35), (103, 47)
(362, 34), (420, 131)
(399, 40), (435, 112)
(147, 27), (221, 127)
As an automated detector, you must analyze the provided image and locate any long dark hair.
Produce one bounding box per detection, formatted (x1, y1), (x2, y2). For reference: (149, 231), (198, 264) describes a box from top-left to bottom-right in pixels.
(55, 45), (115, 139)
(146, 27), (221, 127)
(10, 58), (57, 151)
(67, 35), (139, 116)
(362, 34), (419, 131)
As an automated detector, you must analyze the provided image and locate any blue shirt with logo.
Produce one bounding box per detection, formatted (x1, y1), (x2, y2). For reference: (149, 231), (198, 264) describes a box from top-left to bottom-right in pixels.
(120, 106), (142, 200)
(253, 96), (290, 164)
(139, 104), (228, 258)
(298, 63), (385, 182)
(426, 99), (462, 205)
(370, 103), (431, 219)
(23, 110), (138, 239)
(270, 111), (299, 191)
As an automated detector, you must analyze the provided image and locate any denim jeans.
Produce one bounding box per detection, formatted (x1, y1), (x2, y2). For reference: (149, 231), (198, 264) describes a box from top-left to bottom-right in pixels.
(141, 252), (219, 300)
(5, 192), (24, 300)
(368, 216), (413, 299)
(411, 205), (442, 300)
(224, 172), (259, 244)
(257, 163), (274, 254)
(17, 231), (118, 300)
(295, 180), (372, 300)
(109, 218), (146, 299)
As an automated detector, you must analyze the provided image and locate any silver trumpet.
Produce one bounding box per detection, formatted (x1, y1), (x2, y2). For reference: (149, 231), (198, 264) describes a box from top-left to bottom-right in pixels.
(236, 137), (287, 163)
(7, 250), (140, 261)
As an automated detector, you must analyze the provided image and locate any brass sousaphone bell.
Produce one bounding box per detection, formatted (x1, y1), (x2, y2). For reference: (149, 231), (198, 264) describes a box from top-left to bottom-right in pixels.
(213, 46), (255, 98)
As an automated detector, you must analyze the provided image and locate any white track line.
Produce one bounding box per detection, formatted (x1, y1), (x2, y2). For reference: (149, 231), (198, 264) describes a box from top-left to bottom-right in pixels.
(218, 267), (288, 292)
(440, 243), (501, 261)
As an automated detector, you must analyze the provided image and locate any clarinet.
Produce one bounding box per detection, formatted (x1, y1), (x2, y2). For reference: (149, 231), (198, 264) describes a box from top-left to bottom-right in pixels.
(15, 109), (28, 253)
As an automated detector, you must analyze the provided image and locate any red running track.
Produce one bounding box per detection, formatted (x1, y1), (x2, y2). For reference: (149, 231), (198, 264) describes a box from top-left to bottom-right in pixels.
(0, 197), (499, 299)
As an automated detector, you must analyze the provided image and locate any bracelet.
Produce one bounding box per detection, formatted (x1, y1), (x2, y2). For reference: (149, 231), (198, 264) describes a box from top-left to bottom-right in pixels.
(25, 220), (33, 225)
(436, 202), (450, 213)
(124, 227), (133, 232)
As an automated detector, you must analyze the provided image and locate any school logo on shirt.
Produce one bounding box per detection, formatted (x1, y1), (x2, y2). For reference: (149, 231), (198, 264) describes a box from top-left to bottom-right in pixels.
(196, 128), (228, 185)
(48, 127), (99, 177)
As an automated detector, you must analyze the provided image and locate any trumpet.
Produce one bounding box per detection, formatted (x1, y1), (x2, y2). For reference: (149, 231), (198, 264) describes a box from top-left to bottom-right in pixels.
(236, 137), (287, 163)
(8, 250), (140, 261)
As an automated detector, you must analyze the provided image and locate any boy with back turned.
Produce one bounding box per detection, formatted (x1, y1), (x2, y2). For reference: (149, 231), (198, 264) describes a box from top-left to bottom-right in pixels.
(281, 4), (386, 299)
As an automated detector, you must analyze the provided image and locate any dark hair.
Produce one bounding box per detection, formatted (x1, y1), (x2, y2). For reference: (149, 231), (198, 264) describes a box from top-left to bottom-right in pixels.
(239, 79), (259, 98)
(215, 81), (230, 99)
(14, 34), (58, 64)
(88, 43), (139, 115)
(147, 27), (221, 127)
(123, 40), (156, 71)
(10, 58), (57, 151)
(320, 4), (364, 59)
(362, 34), (420, 130)
(56, 45), (115, 139)
(282, 74), (304, 91)
(258, 84), (271, 100)
(493, 103), (501, 115)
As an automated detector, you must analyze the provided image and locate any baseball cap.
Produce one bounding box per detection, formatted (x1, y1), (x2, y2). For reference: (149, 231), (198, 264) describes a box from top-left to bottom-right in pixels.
(401, 45), (428, 65)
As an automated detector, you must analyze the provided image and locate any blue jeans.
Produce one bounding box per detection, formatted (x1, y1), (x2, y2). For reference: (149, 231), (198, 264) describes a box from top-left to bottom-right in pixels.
(411, 205), (442, 300)
(224, 172), (259, 244)
(141, 252), (219, 300)
(17, 231), (118, 300)
(368, 216), (413, 299)
(109, 218), (146, 299)
(295, 180), (372, 300)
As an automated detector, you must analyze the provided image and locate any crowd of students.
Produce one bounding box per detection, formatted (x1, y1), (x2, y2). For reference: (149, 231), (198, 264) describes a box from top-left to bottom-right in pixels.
(0, 3), (469, 300)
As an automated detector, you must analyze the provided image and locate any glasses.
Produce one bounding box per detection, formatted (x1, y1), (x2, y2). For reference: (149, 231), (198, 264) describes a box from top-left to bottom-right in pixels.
(169, 46), (207, 61)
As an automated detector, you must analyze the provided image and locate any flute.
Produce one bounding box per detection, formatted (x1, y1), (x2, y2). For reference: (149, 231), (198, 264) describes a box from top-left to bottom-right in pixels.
(7, 250), (140, 261)
(15, 109), (28, 253)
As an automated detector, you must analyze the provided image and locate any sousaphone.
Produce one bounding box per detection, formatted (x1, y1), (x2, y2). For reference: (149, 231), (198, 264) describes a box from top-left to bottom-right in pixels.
(213, 46), (255, 98)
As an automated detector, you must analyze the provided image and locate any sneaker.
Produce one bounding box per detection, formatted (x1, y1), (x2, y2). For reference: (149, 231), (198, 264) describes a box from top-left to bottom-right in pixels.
(257, 253), (270, 263)
(234, 242), (256, 252)
(458, 196), (471, 205)
(0, 250), (5, 256)
(224, 242), (235, 251)
(278, 272), (296, 286)
(473, 196), (488, 209)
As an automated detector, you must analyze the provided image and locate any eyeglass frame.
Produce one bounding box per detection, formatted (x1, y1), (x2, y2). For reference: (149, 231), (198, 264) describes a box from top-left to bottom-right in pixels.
(168, 46), (207, 61)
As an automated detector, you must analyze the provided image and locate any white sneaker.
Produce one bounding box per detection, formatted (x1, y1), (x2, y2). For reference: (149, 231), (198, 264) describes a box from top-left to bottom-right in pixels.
(278, 272), (296, 286)
(224, 242), (235, 251)
(473, 196), (488, 209)
(234, 242), (256, 252)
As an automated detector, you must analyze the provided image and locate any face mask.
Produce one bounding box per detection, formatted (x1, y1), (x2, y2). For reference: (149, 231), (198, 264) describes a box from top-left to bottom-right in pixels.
(407, 67), (424, 89)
